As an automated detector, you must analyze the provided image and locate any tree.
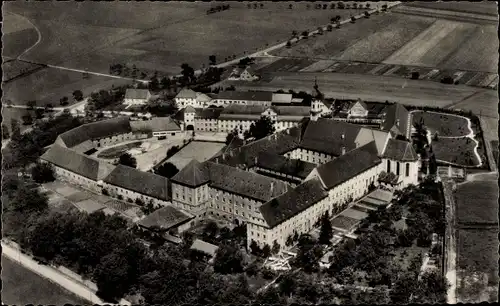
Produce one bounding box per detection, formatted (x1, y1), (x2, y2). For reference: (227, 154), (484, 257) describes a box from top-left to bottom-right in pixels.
(213, 243), (244, 274)
(245, 116), (275, 140)
(21, 113), (33, 125)
(433, 132), (439, 141)
(225, 128), (239, 145)
(2, 124), (10, 139)
(59, 96), (69, 106)
(31, 162), (56, 183)
(326, 24), (333, 31)
(286, 40), (291, 48)
(118, 153), (137, 168)
(441, 76), (454, 84)
(262, 244), (271, 258)
(209, 55), (216, 65)
(350, 16), (356, 23)
(203, 221), (219, 242)
(411, 71), (420, 80)
(155, 162), (179, 179)
(73, 90), (84, 102)
(249, 240), (262, 256)
(7, 183), (49, 214)
(337, 1), (345, 9)
(293, 234), (321, 273)
(317, 26), (324, 35)
(94, 250), (132, 302)
(27, 100), (36, 110)
(301, 30), (309, 37)
(289, 3), (293, 9)
(271, 240), (281, 254)
(180, 63), (195, 84)
(149, 77), (159, 91)
(413, 271), (449, 303)
(390, 272), (417, 304)
(364, 11), (370, 18)
(319, 212), (333, 244)
(254, 286), (285, 304)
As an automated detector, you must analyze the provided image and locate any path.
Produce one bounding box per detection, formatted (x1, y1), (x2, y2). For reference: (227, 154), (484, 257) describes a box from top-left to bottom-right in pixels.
(6, 11), (42, 60)
(1, 240), (130, 305)
(46, 64), (149, 83)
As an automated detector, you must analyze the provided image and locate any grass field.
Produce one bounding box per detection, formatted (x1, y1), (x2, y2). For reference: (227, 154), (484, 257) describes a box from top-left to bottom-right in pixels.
(2, 12), (38, 59)
(166, 141), (225, 170)
(405, 1), (498, 17)
(2, 59), (46, 82)
(1, 256), (88, 305)
(3, 67), (131, 106)
(455, 180), (498, 224)
(412, 111), (470, 137)
(432, 137), (480, 167)
(458, 229), (499, 285)
(97, 141), (143, 159)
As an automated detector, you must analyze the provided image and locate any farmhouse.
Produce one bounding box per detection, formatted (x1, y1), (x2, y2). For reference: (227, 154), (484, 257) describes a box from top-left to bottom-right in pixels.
(174, 88), (214, 108)
(124, 89), (152, 106)
(228, 66), (260, 81)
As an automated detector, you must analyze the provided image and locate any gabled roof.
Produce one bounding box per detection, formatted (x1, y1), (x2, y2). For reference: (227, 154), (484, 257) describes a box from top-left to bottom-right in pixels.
(171, 159), (210, 187)
(57, 117), (132, 148)
(206, 161), (289, 202)
(103, 165), (170, 200)
(190, 239), (219, 257)
(355, 128), (390, 155)
(175, 88), (197, 99)
(316, 141), (382, 190)
(138, 205), (193, 230)
(259, 178), (328, 228)
(221, 104), (267, 115)
(255, 152), (316, 179)
(195, 92), (213, 103)
(125, 89), (150, 100)
(349, 99), (368, 112)
(194, 108), (223, 119)
(272, 93), (293, 104)
(382, 103), (410, 137)
(184, 105), (196, 113)
(382, 138), (418, 161)
(40, 144), (115, 180)
(272, 106), (310, 117)
(300, 119), (362, 156)
(243, 66), (258, 76)
(130, 117), (180, 132)
(215, 90), (273, 102)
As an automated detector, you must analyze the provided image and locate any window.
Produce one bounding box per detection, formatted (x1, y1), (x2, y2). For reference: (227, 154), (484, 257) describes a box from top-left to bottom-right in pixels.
(387, 160), (391, 173)
(397, 162), (400, 175)
(406, 163), (410, 177)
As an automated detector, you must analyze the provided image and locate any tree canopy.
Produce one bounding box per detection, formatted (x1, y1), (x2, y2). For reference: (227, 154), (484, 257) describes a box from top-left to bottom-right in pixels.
(244, 116), (275, 140)
(119, 153), (137, 168)
(155, 162), (179, 178)
(31, 162), (56, 183)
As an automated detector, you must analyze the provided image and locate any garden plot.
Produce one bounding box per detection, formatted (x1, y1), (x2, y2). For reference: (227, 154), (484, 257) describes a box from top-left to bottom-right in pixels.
(331, 215), (360, 232)
(412, 111), (470, 137)
(432, 137), (480, 167)
(166, 141), (225, 170)
(455, 180), (499, 224)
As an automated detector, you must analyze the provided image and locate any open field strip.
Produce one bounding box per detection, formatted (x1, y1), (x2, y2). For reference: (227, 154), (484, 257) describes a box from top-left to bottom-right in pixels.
(440, 25), (498, 73)
(405, 1), (498, 17)
(299, 60), (337, 72)
(383, 20), (463, 66)
(334, 15), (434, 62)
(477, 73), (498, 88)
(392, 5), (498, 25)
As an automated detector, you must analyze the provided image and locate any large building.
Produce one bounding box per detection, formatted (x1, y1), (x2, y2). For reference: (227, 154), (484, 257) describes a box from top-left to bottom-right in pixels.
(124, 89), (152, 106)
(170, 118), (420, 249)
(41, 97), (419, 253)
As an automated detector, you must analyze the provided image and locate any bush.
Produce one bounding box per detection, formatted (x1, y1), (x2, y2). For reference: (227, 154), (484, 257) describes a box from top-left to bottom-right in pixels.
(102, 188), (109, 195)
(117, 194), (123, 200)
(262, 267), (276, 280)
(440, 76), (454, 84)
(127, 198), (133, 203)
(411, 71), (420, 80)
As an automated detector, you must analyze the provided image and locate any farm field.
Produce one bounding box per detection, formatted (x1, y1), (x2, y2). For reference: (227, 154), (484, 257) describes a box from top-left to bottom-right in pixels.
(392, 4), (498, 25)
(3, 1), (379, 75)
(2, 59), (46, 82)
(455, 180), (499, 224)
(166, 141), (225, 170)
(405, 1), (498, 17)
(2, 12), (39, 59)
(224, 72), (493, 108)
(432, 137), (480, 167)
(2, 67), (132, 106)
(1, 256), (88, 306)
(411, 111), (470, 137)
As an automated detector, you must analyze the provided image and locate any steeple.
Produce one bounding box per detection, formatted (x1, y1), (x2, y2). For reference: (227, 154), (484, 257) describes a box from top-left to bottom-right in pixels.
(313, 77), (324, 100)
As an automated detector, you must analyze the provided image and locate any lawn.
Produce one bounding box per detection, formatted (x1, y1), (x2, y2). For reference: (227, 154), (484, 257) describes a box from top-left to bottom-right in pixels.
(3, 67), (132, 106)
(454, 180), (499, 224)
(432, 137), (480, 167)
(457, 229), (499, 285)
(97, 141), (143, 159)
(412, 111), (470, 137)
(166, 141), (225, 170)
(1, 256), (88, 305)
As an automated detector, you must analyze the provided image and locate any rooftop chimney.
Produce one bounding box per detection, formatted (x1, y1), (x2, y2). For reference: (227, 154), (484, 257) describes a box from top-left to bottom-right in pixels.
(222, 153), (226, 159)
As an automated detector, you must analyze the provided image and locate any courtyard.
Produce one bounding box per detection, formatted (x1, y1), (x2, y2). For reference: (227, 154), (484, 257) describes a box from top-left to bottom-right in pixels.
(166, 140), (226, 170)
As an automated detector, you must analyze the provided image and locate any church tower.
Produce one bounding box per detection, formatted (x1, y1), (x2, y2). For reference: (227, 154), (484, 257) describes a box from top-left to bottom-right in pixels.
(310, 77), (324, 121)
